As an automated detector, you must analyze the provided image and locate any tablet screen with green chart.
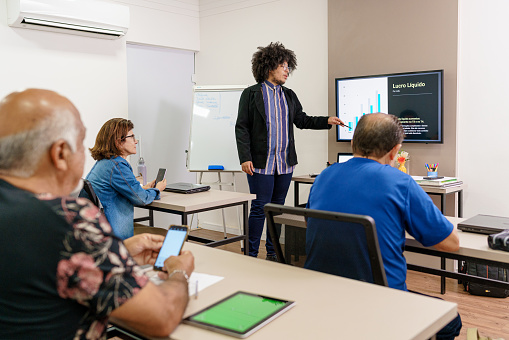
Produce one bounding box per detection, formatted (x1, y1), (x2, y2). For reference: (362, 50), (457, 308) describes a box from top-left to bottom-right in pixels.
(183, 291), (295, 338)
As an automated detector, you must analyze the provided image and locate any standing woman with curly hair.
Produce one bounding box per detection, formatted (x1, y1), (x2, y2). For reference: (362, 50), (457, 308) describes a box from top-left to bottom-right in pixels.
(235, 42), (345, 259)
(85, 118), (166, 239)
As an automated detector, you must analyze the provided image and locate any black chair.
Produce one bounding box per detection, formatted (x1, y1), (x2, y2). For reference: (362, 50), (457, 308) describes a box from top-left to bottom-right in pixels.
(79, 179), (103, 210)
(264, 203), (388, 287)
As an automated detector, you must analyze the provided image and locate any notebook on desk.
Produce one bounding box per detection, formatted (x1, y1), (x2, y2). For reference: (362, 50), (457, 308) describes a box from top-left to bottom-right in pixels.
(164, 182), (211, 194)
(457, 214), (509, 235)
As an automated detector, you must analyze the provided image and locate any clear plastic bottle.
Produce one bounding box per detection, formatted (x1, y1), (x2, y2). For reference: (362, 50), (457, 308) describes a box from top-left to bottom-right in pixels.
(137, 135), (147, 186)
(137, 157), (147, 186)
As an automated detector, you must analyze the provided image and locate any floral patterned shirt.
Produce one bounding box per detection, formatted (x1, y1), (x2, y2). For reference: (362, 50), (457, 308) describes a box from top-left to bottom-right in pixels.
(0, 179), (148, 340)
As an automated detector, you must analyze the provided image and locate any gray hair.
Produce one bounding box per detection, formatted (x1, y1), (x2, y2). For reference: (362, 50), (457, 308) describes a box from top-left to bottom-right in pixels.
(0, 111), (78, 177)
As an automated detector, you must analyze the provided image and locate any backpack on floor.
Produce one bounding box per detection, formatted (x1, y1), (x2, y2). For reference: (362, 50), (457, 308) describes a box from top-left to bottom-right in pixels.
(460, 261), (509, 298)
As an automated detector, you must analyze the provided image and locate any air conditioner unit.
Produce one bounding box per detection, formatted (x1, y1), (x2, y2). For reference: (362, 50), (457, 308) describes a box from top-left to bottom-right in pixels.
(6, 0), (129, 40)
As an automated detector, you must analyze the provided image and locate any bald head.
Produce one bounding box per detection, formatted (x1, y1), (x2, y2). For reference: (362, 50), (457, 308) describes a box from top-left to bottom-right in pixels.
(352, 113), (405, 158)
(0, 89), (79, 137)
(0, 89), (82, 177)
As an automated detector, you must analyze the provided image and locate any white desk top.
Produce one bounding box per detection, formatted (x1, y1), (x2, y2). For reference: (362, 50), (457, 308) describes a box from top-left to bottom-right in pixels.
(146, 189), (256, 213)
(405, 217), (509, 264)
(115, 243), (457, 340)
(292, 175), (465, 194)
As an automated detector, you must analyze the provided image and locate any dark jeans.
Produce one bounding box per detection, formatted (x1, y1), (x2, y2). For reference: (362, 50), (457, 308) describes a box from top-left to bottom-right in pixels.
(246, 172), (293, 257)
(409, 290), (462, 339)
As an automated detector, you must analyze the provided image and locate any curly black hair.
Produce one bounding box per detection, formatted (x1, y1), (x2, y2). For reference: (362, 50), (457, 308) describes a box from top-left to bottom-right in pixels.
(251, 42), (297, 83)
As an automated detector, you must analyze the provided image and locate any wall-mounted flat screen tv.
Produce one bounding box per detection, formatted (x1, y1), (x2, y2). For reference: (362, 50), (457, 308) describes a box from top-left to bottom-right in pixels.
(335, 70), (443, 143)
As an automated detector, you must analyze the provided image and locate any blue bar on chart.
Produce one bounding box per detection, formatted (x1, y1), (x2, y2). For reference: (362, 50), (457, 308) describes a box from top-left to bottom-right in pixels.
(349, 122), (353, 129)
(378, 92), (381, 112)
(355, 116), (359, 126)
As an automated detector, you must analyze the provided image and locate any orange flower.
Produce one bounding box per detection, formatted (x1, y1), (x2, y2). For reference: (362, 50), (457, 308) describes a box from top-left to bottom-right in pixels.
(397, 156), (406, 163)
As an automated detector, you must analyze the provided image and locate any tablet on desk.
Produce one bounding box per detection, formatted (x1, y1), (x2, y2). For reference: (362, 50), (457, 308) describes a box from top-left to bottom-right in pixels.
(183, 291), (295, 338)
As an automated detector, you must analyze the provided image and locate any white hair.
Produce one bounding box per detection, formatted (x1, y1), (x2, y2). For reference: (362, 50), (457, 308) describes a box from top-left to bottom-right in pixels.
(0, 110), (78, 177)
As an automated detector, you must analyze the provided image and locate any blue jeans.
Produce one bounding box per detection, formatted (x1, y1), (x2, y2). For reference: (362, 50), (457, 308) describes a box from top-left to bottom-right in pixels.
(246, 172), (293, 257)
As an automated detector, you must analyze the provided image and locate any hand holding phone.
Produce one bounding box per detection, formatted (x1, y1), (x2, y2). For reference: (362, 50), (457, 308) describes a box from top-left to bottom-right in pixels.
(154, 225), (189, 271)
(154, 168), (167, 188)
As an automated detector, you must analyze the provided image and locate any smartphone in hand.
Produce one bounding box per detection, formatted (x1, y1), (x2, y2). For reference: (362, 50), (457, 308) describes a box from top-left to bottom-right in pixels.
(154, 225), (189, 271)
(154, 168), (167, 187)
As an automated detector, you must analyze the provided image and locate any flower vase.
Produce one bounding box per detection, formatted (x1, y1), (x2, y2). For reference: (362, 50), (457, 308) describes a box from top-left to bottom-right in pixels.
(398, 160), (407, 174)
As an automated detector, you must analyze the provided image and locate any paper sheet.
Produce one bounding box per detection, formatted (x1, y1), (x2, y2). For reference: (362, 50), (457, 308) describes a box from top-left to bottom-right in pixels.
(143, 267), (224, 297)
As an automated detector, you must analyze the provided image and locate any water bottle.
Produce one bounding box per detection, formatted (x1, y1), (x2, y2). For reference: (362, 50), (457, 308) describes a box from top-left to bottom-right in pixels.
(137, 135), (147, 185)
(137, 157), (147, 186)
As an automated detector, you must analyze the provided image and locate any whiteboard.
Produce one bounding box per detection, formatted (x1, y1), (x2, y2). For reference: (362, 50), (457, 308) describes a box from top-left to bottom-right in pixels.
(188, 85), (247, 171)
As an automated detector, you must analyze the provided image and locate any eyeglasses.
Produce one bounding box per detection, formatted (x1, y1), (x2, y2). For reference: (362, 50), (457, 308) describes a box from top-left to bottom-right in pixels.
(280, 64), (292, 72)
(124, 134), (136, 141)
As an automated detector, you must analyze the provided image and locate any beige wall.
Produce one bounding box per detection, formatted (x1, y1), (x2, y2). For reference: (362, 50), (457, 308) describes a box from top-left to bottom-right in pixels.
(327, 0), (459, 215)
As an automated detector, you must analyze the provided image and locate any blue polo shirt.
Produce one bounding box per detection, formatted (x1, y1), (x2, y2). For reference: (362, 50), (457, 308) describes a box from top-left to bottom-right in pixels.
(304, 157), (453, 290)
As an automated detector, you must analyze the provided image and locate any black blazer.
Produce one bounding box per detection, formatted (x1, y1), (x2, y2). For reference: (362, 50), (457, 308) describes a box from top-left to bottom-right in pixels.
(235, 83), (331, 169)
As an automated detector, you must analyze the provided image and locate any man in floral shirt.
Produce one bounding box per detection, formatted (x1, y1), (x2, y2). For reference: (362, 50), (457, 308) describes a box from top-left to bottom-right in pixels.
(0, 89), (194, 339)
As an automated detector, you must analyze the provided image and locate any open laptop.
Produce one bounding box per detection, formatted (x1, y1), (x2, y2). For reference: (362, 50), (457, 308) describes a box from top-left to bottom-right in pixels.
(457, 214), (509, 235)
(337, 152), (354, 163)
(164, 182), (211, 194)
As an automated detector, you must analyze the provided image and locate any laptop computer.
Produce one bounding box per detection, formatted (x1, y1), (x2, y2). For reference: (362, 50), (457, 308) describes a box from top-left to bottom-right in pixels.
(164, 182), (211, 194)
(337, 152), (353, 163)
(457, 214), (509, 235)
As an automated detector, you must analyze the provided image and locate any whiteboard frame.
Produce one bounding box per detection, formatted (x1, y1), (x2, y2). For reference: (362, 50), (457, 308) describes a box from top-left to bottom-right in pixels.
(187, 85), (248, 172)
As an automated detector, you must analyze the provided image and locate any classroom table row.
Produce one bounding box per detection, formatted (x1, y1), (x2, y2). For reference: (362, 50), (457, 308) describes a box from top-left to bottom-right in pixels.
(111, 242), (457, 340)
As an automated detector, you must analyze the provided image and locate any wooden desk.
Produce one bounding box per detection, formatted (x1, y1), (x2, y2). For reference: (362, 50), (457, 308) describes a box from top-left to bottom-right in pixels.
(111, 243), (457, 340)
(292, 175), (464, 217)
(136, 190), (255, 255)
(275, 214), (509, 294)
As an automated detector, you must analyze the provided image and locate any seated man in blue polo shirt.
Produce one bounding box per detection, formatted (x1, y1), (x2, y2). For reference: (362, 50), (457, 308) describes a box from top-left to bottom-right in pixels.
(305, 113), (461, 340)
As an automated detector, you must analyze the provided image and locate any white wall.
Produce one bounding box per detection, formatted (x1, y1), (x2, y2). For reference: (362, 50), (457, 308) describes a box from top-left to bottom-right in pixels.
(457, 0), (509, 217)
(195, 0), (329, 231)
(0, 0), (200, 176)
(118, 0), (200, 51)
(0, 0), (128, 173)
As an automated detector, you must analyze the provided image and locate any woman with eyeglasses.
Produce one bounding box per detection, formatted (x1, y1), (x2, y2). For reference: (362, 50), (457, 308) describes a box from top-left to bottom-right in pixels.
(84, 118), (166, 239)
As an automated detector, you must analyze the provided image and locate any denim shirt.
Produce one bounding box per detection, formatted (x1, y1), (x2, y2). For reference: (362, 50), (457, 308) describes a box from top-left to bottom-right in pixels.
(85, 156), (160, 240)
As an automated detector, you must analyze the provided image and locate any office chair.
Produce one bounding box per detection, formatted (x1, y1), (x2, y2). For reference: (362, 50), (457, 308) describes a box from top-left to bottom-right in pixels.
(79, 179), (103, 210)
(264, 203), (388, 287)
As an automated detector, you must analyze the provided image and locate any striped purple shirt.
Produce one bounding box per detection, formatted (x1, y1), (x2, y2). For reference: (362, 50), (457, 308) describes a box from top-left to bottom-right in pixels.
(254, 81), (295, 175)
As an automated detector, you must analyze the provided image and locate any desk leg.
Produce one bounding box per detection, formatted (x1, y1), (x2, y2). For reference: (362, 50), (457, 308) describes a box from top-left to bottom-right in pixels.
(294, 182), (300, 207)
(458, 190), (463, 218)
(441, 257), (446, 294)
(243, 201), (249, 255)
(440, 193), (446, 214)
(182, 214), (188, 226)
(149, 210), (154, 227)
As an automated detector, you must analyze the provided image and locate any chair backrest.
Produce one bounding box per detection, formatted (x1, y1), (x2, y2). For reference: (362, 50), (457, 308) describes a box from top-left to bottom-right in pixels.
(264, 203), (388, 287)
(79, 179), (103, 210)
